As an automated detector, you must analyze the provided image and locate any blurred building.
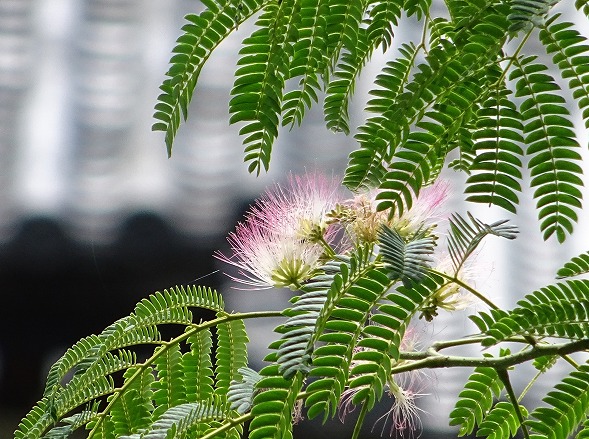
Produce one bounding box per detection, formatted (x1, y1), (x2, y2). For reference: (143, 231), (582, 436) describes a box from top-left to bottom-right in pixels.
(0, 1), (587, 438)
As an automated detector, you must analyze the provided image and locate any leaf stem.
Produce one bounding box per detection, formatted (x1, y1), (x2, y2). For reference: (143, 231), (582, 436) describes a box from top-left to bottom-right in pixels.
(430, 269), (500, 310)
(87, 310), (284, 439)
(199, 413), (254, 439)
(392, 338), (589, 375)
(497, 369), (530, 439)
(351, 402), (369, 439)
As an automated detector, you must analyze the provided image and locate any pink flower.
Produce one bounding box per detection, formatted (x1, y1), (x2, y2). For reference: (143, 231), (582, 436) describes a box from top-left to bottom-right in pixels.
(374, 379), (427, 438)
(339, 327), (427, 437)
(215, 172), (342, 289)
(339, 180), (450, 243)
(393, 179), (450, 236)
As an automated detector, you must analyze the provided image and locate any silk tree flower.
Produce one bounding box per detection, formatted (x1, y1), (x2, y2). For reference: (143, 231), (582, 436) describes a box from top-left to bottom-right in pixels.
(339, 327), (427, 437)
(428, 253), (477, 314)
(374, 378), (427, 438)
(391, 179), (450, 238)
(334, 180), (450, 245)
(215, 172), (342, 290)
(249, 171), (342, 242)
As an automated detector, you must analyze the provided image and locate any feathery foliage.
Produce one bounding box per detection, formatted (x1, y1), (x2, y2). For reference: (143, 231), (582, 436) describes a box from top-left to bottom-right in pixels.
(18, 1), (589, 439)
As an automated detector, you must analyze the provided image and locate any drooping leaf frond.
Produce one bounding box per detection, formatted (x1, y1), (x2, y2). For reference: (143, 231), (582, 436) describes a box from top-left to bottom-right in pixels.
(557, 250), (589, 279)
(480, 280), (589, 346)
(540, 15), (589, 129)
(183, 330), (215, 403)
(449, 365), (504, 436)
(366, 11), (510, 214)
(366, 0), (403, 51)
(447, 212), (518, 274)
(477, 401), (528, 439)
(378, 225), (436, 287)
(153, 0), (264, 155)
(345, 42), (420, 190)
(215, 318), (249, 399)
(323, 27), (373, 135)
(281, 0), (328, 128)
(153, 343), (187, 420)
(465, 87), (524, 213)
(508, 0), (560, 34)
(230, 2), (294, 174)
(525, 363), (589, 439)
(510, 55), (584, 243)
(228, 367), (261, 414)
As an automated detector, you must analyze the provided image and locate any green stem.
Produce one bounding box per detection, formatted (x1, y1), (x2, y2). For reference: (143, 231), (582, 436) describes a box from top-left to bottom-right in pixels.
(87, 310), (284, 439)
(199, 413), (254, 439)
(496, 27), (534, 87)
(497, 369), (530, 439)
(351, 402), (369, 439)
(391, 339), (589, 375)
(430, 269), (500, 310)
(318, 235), (336, 258)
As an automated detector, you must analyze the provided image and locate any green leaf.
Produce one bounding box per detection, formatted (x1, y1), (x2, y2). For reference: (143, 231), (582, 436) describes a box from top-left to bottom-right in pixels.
(557, 250), (589, 279)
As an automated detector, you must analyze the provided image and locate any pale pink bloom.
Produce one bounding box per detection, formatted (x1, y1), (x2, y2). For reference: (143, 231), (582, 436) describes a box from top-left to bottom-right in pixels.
(393, 179), (450, 236)
(374, 379), (427, 438)
(249, 171), (342, 239)
(342, 180), (450, 243)
(430, 252), (477, 311)
(215, 172), (343, 289)
(339, 326), (428, 437)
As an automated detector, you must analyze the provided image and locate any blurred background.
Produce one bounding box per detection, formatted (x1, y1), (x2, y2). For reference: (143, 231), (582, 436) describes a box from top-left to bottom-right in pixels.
(0, 0), (588, 438)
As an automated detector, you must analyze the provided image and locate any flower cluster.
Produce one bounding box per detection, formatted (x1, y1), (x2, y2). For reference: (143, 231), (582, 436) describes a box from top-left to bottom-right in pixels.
(329, 180), (450, 244)
(339, 327), (427, 438)
(215, 172), (342, 290)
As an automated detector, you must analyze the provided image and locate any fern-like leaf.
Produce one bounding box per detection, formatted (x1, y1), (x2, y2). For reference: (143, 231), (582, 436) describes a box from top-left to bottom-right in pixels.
(275, 256), (346, 378)
(481, 280), (589, 345)
(345, 42), (420, 190)
(348, 273), (444, 411)
(304, 249), (392, 420)
(378, 225), (436, 287)
(228, 367), (261, 414)
(281, 0), (328, 128)
(448, 212), (518, 274)
(449, 365), (504, 436)
(557, 251), (589, 279)
(110, 367), (154, 437)
(510, 55), (583, 243)
(153, 0), (263, 155)
(508, 0), (560, 34)
(183, 330), (215, 403)
(366, 0), (403, 50)
(324, 27), (373, 135)
(540, 15), (589, 130)
(249, 367), (303, 439)
(533, 355), (558, 372)
(215, 318), (249, 399)
(152, 343), (186, 420)
(477, 400), (528, 439)
(526, 363), (589, 439)
(142, 401), (224, 439)
(466, 87), (524, 213)
(230, 1), (295, 174)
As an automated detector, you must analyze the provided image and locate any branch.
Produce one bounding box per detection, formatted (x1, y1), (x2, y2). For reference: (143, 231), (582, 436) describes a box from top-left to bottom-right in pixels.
(87, 310), (284, 439)
(394, 338), (589, 374)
